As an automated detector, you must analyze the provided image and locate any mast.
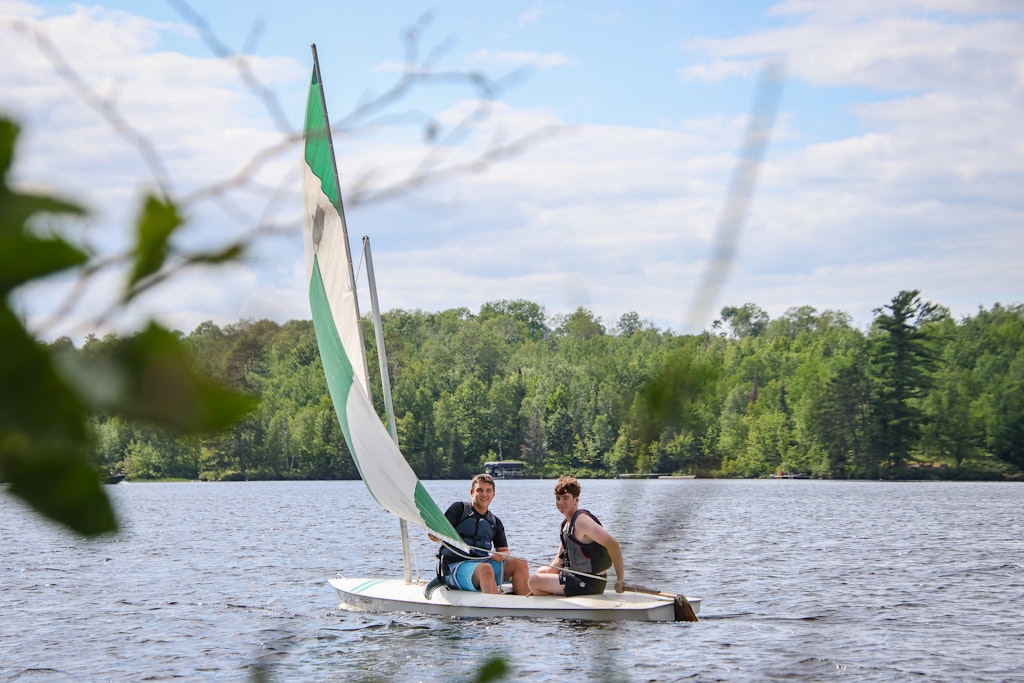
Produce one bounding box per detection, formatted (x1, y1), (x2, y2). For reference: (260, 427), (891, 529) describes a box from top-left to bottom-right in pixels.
(363, 236), (413, 584)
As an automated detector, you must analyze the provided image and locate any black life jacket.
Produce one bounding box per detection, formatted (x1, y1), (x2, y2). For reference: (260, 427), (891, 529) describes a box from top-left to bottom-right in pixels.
(560, 509), (611, 575)
(438, 501), (497, 565)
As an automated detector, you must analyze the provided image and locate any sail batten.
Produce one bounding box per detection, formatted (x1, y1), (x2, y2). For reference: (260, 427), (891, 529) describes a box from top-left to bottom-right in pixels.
(302, 47), (460, 546)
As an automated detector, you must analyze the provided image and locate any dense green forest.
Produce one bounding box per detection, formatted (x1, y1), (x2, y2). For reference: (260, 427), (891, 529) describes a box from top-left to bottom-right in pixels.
(58, 290), (1024, 482)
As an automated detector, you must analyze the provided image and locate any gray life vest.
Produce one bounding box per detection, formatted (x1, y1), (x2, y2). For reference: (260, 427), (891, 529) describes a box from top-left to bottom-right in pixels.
(559, 509), (611, 575)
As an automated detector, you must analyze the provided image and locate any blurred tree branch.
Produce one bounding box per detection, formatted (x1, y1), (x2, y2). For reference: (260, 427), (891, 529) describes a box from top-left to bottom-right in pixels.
(10, 5), (558, 338)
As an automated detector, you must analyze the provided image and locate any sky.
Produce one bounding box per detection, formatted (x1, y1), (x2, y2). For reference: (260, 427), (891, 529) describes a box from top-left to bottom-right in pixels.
(3, 0), (1023, 342)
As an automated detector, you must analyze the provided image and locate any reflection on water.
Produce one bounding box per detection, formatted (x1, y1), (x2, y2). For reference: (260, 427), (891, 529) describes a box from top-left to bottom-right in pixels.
(2, 479), (1022, 681)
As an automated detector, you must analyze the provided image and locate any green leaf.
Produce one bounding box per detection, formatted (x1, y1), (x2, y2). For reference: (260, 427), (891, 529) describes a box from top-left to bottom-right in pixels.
(1, 118), (86, 232)
(0, 117), (19, 180)
(0, 116), (114, 537)
(0, 192), (86, 236)
(471, 656), (510, 683)
(126, 195), (183, 298)
(104, 323), (258, 434)
(0, 305), (108, 533)
(0, 231), (88, 296)
(0, 306), (89, 444)
(5, 446), (116, 536)
(186, 242), (246, 266)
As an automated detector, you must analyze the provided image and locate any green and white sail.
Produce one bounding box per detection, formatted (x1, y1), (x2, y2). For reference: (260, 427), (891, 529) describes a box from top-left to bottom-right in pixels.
(302, 48), (460, 546)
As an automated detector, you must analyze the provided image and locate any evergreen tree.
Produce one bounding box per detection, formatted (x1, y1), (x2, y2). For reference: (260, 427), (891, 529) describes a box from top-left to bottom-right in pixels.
(867, 290), (944, 473)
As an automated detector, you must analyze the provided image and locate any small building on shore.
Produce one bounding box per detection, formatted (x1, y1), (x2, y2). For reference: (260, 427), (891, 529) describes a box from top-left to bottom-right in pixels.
(484, 460), (527, 479)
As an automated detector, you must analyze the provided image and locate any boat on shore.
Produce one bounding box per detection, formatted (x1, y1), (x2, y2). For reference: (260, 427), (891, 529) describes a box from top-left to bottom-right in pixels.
(770, 471), (809, 479)
(616, 473), (696, 479)
(484, 460), (527, 479)
(303, 44), (699, 622)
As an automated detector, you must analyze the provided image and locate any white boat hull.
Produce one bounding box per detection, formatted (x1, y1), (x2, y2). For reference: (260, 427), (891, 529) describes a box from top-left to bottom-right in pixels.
(329, 577), (701, 622)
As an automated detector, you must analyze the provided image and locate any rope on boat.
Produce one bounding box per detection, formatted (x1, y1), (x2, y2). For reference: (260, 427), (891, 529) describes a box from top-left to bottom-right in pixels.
(435, 539), (609, 582)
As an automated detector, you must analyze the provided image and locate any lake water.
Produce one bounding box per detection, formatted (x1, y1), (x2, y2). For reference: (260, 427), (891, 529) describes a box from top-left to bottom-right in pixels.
(2, 479), (1022, 682)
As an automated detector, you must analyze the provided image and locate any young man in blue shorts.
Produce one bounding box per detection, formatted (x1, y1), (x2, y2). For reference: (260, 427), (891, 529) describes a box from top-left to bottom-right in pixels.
(433, 473), (530, 595)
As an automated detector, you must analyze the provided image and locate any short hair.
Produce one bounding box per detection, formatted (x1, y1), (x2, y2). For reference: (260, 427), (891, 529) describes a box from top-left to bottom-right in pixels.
(471, 473), (495, 489)
(554, 475), (580, 497)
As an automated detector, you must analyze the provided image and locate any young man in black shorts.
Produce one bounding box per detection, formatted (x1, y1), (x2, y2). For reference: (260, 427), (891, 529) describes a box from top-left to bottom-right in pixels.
(527, 475), (625, 597)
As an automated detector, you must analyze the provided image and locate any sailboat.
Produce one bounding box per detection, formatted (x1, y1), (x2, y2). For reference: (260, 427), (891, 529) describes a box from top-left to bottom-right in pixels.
(302, 45), (700, 622)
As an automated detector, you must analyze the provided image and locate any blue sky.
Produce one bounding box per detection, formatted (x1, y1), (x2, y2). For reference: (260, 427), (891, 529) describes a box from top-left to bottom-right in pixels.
(3, 0), (1023, 340)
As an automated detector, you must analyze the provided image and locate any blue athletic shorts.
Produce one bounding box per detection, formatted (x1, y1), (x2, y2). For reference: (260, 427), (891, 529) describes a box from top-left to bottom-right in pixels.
(444, 559), (505, 591)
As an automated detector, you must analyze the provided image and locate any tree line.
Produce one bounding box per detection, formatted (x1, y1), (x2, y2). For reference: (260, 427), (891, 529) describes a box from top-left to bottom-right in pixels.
(59, 290), (1023, 482)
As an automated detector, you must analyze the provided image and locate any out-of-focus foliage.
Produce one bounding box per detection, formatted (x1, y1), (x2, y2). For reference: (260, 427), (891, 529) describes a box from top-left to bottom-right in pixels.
(0, 117), (255, 535)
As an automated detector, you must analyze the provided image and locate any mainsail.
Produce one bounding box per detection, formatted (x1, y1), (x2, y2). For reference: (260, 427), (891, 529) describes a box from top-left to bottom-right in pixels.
(301, 46), (460, 545)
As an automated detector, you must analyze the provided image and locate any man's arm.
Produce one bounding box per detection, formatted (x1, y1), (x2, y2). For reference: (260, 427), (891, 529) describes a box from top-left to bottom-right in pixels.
(575, 514), (625, 591)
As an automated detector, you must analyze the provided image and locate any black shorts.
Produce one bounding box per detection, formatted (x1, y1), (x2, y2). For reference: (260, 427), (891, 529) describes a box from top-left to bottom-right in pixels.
(560, 572), (607, 597)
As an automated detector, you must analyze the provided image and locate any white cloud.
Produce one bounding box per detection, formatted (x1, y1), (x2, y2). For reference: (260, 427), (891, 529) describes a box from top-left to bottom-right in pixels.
(466, 49), (576, 69)
(682, 3), (1024, 94)
(678, 59), (762, 84)
(771, 0), (1023, 22)
(517, 6), (546, 27)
